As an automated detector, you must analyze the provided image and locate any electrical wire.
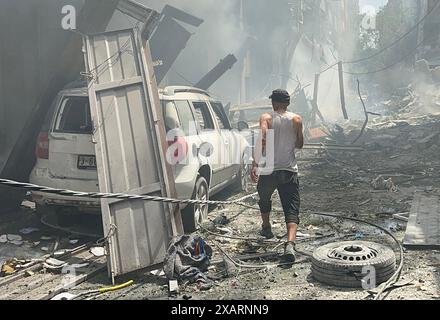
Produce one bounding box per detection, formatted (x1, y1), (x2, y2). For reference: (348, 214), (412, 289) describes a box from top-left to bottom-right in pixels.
(343, 1), (440, 64)
(342, 37), (426, 76)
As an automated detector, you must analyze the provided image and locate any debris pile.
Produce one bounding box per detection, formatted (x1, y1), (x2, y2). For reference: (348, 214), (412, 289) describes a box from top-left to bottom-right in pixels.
(375, 83), (440, 118)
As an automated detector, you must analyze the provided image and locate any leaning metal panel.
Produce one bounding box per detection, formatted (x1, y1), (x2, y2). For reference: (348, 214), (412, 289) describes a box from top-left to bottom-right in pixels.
(85, 28), (179, 281)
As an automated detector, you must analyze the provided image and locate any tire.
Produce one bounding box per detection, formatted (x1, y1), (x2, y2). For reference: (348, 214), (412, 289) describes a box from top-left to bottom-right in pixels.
(181, 176), (209, 233)
(232, 153), (251, 193)
(311, 241), (396, 288)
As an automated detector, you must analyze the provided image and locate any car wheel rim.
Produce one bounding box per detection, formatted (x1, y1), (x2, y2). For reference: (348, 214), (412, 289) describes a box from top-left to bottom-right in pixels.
(194, 183), (208, 226)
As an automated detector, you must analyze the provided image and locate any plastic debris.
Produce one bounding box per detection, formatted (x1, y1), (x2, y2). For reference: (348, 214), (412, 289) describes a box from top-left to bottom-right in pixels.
(169, 280), (179, 296)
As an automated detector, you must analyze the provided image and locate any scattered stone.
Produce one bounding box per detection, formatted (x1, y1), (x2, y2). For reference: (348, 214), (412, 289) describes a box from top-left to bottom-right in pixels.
(0, 235), (7, 244)
(7, 234), (22, 242)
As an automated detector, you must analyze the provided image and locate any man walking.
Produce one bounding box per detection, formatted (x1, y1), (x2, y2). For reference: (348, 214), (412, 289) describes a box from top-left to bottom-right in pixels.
(251, 89), (304, 262)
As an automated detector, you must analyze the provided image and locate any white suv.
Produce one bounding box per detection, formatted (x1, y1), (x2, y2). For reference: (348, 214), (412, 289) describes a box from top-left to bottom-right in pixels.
(30, 83), (250, 232)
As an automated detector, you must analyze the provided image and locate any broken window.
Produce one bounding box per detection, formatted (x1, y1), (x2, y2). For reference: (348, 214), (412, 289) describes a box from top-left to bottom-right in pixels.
(54, 97), (92, 134)
(192, 102), (214, 131)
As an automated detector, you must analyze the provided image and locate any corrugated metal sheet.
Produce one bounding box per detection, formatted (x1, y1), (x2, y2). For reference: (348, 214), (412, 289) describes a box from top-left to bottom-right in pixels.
(85, 29), (180, 281)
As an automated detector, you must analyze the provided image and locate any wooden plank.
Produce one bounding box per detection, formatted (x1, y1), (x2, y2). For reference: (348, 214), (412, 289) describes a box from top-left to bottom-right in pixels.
(403, 193), (440, 249)
(338, 61), (349, 120)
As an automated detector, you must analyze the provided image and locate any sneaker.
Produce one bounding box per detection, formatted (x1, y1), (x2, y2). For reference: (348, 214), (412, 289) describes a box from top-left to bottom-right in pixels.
(283, 241), (296, 263)
(260, 226), (274, 239)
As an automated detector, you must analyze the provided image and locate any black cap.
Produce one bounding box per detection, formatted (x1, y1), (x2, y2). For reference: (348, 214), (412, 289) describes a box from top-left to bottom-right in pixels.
(269, 89), (290, 103)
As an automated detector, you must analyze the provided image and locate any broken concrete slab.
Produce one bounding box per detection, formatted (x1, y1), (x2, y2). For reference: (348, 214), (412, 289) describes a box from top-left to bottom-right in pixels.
(404, 193), (440, 249)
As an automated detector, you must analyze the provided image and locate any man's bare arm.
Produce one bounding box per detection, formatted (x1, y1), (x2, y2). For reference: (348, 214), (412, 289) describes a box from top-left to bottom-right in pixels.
(293, 115), (304, 149)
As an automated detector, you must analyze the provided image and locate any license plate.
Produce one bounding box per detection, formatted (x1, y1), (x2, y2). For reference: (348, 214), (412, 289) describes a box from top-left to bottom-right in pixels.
(77, 155), (97, 169)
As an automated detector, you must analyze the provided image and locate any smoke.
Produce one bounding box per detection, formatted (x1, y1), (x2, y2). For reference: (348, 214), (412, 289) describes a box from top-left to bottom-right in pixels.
(138, 0), (246, 103)
(109, 0), (364, 120)
(288, 36), (364, 122)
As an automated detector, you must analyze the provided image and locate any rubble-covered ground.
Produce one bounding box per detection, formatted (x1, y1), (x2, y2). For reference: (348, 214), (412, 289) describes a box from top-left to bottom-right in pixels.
(2, 85), (440, 300)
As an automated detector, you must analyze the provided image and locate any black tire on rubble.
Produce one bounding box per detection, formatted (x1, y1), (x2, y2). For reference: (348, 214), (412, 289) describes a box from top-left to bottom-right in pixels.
(311, 241), (396, 288)
(181, 176), (209, 233)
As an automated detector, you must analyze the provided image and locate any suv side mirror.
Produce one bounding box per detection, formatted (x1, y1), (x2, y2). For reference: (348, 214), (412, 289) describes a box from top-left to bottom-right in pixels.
(237, 121), (249, 131)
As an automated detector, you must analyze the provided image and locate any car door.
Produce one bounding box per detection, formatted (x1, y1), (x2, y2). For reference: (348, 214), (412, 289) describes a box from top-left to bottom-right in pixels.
(209, 101), (240, 181)
(191, 100), (224, 188)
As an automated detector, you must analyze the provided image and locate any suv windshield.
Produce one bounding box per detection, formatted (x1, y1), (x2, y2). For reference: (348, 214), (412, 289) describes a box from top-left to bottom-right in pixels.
(54, 96), (92, 134)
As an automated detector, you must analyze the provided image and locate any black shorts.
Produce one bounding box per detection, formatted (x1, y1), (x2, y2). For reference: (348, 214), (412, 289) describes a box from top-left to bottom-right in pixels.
(257, 170), (300, 225)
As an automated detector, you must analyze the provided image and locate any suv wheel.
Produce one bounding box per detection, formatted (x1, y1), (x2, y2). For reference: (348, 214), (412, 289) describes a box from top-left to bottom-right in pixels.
(232, 154), (250, 193)
(181, 176), (209, 233)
